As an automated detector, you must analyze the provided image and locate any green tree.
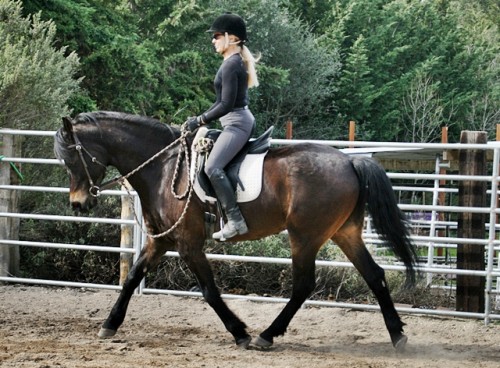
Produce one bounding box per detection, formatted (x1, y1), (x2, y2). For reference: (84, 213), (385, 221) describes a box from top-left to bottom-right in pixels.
(452, 1), (499, 135)
(320, 0), (499, 141)
(21, 0), (216, 121)
(335, 34), (376, 140)
(284, 0), (335, 33)
(206, 0), (342, 138)
(20, 0), (342, 137)
(0, 0), (80, 129)
(18, 0), (497, 141)
(22, 0), (156, 113)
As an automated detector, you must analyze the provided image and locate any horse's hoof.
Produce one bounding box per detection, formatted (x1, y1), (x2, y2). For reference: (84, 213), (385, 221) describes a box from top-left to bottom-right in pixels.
(393, 334), (408, 352)
(252, 335), (273, 349)
(236, 335), (252, 349)
(98, 328), (117, 339)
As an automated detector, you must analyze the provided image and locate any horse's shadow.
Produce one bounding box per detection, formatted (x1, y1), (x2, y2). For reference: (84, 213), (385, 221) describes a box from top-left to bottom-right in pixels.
(251, 339), (500, 364)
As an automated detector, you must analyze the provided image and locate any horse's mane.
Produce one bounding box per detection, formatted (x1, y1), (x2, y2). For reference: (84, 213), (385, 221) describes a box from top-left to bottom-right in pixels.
(54, 124), (76, 164)
(55, 111), (179, 164)
(74, 111), (177, 135)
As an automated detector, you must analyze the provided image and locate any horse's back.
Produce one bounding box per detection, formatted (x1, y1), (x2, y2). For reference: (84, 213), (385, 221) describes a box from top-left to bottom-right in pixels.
(265, 143), (357, 185)
(251, 143), (360, 238)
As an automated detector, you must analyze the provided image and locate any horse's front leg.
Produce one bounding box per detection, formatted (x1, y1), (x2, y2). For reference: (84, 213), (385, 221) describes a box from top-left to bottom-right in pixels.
(179, 246), (251, 348)
(254, 236), (318, 348)
(98, 240), (164, 338)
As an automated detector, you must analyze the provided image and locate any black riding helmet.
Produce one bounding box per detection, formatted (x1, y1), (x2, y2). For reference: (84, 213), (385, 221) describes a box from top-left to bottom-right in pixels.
(207, 12), (248, 42)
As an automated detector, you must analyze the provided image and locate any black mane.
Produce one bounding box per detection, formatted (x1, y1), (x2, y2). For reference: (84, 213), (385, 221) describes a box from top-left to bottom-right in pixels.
(74, 111), (177, 135)
(54, 123), (75, 164)
(54, 111), (180, 164)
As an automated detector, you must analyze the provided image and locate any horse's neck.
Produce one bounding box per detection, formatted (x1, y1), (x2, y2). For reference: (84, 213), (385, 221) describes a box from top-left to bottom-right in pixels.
(97, 123), (170, 175)
(96, 123), (180, 209)
(108, 138), (155, 175)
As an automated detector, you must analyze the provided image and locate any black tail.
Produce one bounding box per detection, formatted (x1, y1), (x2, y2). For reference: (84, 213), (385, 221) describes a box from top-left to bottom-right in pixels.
(350, 156), (418, 286)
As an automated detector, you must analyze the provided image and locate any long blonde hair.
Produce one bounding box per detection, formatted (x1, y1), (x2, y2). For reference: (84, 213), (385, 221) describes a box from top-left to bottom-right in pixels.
(241, 45), (260, 88)
(223, 33), (261, 88)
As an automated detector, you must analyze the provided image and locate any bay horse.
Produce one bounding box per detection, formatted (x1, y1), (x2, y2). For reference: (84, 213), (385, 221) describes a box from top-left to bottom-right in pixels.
(54, 111), (418, 351)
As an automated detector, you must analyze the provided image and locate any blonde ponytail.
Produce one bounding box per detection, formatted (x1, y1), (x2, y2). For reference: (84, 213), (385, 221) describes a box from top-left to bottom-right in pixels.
(222, 32), (261, 88)
(240, 45), (260, 88)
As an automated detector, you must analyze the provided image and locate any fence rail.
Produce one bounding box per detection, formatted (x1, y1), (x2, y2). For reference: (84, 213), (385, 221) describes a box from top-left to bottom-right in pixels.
(1, 128), (500, 323)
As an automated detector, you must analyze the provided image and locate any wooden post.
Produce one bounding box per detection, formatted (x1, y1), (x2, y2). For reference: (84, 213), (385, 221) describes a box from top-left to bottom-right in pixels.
(0, 134), (21, 279)
(119, 180), (134, 285)
(496, 125), (500, 232)
(0, 134), (10, 278)
(285, 120), (293, 140)
(456, 131), (487, 312)
(496, 125), (500, 308)
(437, 126), (448, 260)
(349, 120), (356, 143)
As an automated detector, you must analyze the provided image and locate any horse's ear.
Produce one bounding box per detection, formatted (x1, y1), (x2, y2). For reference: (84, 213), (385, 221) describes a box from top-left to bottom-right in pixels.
(62, 116), (74, 134)
(60, 116), (76, 144)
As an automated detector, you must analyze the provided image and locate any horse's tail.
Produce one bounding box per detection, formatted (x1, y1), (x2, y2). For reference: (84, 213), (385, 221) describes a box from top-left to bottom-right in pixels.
(350, 156), (418, 286)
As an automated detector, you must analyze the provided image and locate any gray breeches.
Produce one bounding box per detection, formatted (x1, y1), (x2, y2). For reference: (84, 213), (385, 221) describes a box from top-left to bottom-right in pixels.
(204, 109), (255, 178)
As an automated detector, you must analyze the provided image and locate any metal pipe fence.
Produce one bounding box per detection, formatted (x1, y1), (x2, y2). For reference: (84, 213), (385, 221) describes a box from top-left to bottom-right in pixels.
(1, 128), (500, 323)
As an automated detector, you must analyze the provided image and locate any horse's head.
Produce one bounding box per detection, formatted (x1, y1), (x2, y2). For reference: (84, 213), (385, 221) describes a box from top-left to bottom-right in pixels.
(54, 116), (108, 212)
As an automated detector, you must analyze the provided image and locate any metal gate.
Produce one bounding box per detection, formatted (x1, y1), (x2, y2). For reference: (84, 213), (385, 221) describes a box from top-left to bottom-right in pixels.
(1, 128), (499, 323)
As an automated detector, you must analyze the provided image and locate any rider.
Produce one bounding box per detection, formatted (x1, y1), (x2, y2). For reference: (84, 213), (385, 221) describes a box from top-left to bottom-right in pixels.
(184, 12), (260, 240)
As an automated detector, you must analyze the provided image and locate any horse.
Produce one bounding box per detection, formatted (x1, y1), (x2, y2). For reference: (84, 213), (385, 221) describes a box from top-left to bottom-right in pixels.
(54, 111), (418, 351)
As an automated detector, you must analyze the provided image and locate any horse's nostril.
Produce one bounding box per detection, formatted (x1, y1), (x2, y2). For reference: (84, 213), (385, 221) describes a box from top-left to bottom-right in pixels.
(71, 201), (82, 211)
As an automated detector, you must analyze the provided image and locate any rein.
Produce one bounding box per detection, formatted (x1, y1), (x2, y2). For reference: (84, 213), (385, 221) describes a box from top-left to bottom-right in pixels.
(70, 129), (196, 238)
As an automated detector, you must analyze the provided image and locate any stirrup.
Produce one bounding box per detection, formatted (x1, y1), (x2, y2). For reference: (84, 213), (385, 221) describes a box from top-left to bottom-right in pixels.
(212, 220), (248, 241)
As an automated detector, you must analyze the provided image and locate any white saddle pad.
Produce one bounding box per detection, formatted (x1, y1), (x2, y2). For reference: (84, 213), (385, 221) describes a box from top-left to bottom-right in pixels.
(190, 127), (267, 204)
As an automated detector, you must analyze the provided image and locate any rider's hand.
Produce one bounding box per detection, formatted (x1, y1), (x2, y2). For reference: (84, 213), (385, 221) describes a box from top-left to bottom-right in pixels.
(182, 116), (202, 133)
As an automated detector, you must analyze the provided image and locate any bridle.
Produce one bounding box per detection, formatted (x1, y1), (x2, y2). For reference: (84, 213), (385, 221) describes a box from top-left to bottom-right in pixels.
(68, 128), (196, 238)
(69, 133), (108, 197)
(69, 130), (191, 197)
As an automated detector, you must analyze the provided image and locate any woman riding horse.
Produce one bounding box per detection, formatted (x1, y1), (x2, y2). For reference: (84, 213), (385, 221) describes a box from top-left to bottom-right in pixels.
(184, 13), (261, 241)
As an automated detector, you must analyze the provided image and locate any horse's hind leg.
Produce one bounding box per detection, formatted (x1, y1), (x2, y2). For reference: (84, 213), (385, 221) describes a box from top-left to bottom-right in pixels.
(333, 229), (407, 351)
(98, 239), (165, 338)
(178, 247), (251, 348)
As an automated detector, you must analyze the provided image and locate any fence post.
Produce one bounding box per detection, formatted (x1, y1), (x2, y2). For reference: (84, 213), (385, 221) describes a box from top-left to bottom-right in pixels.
(349, 120), (355, 145)
(0, 134), (21, 279)
(496, 125), (500, 310)
(437, 126), (449, 260)
(119, 180), (134, 285)
(285, 120), (293, 139)
(0, 134), (9, 278)
(456, 131), (487, 313)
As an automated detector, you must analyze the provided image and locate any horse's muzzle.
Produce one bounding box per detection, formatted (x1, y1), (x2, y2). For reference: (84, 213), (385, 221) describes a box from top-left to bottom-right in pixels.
(70, 190), (96, 212)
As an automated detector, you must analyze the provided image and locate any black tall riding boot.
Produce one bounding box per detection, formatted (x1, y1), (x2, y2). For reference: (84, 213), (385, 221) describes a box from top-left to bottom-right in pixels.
(209, 168), (248, 240)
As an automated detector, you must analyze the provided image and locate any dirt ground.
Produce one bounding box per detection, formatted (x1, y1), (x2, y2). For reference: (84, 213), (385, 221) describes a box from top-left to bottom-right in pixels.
(0, 285), (499, 368)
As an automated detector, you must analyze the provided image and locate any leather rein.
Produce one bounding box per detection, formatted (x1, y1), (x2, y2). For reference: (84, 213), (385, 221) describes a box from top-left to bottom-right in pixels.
(68, 129), (196, 238)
